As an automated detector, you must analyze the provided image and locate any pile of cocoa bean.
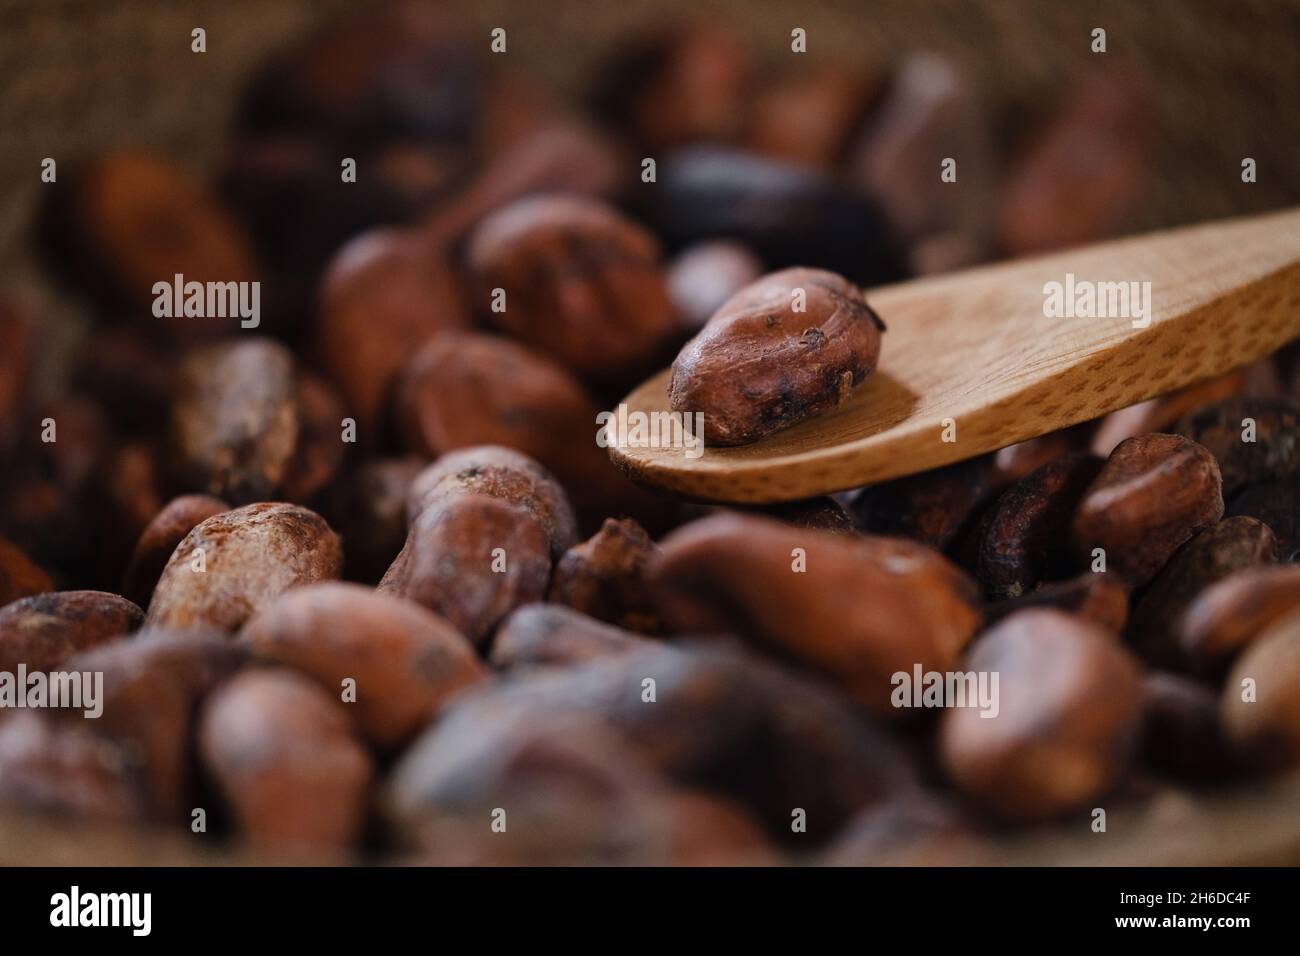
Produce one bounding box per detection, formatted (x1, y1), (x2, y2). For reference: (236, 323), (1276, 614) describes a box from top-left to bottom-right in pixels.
(2, 4), (1295, 865)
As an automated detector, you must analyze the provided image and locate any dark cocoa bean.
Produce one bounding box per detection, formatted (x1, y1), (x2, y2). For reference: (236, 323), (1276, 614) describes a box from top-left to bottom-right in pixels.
(1174, 397), (1300, 498)
(1130, 516), (1277, 668)
(977, 452), (1103, 598)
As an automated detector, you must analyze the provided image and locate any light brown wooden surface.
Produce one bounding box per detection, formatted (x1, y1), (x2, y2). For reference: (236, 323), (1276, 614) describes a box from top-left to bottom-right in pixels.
(611, 207), (1300, 502)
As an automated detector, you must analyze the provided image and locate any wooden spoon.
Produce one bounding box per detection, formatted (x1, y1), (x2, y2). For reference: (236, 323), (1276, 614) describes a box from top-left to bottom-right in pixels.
(610, 207), (1300, 502)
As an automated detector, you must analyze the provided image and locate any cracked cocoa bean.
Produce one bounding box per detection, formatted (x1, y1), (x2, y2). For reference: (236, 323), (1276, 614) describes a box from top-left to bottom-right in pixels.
(669, 267), (884, 445)
(1071, 433), (1224, 587)
(649, 513), (981, 714)
(241, 582), (485, 748)
(144, 502), (342, 634)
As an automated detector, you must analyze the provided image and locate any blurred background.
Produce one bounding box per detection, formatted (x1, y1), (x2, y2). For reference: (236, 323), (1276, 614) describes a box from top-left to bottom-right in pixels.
(1, 0), (1300, 867)
(2, 0), (1299, 270)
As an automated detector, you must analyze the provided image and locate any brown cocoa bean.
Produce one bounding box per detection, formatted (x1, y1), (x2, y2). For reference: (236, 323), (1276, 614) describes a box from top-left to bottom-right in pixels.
(989, 433), (1072, 492)
(392, 641), (915, 841)
(669, 267), (884, 445)
(122, 494), (230, 607)
(997, 71), (1153, 255)
(199, 669), (373, 851)
(649, 513), (981, 714)
(144, 503), (342, 634)
(547, 518), (661, 632)
(490, 603), (654, 669)
(466, 195), (678, 383)
(748, 66), (882, 171)
(240, 582), (485, 748)
(0, 591), (143, 673)
(0, 714), (144, 825)
(1180, 564), (1300, 678)
(169, 339), (298, 504)
(316, 228), (470, 437)
(386, 707), (684, 865)
(59, 630), (246, 822)
(977, 452), (1103, 598)
(822, 794), (984, 866)
(851, 53), (995, 252)
(747, 496), (857, 536)
(406, 445), (577, 558)
(940, 609), (1143, 821)
(1071, 433), (1224, 587)
(379, 493), (551, 648)
(1130, 516), (1277, 667)
(1220, 609), (1300, 770)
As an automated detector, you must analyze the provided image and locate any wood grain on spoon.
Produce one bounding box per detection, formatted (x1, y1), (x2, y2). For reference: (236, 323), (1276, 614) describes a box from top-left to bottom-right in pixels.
(610, 207), (1300, 503)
